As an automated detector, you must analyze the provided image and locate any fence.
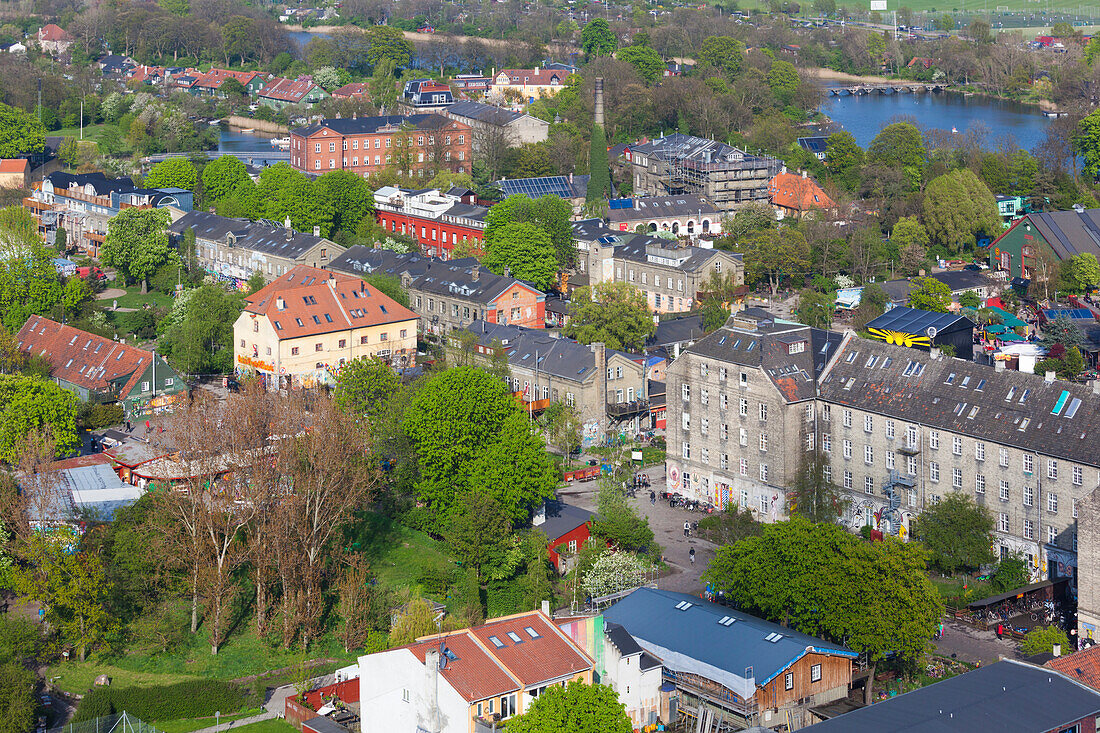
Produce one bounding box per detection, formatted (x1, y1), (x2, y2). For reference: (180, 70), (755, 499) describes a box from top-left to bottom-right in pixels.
(47, 712), (165, 733)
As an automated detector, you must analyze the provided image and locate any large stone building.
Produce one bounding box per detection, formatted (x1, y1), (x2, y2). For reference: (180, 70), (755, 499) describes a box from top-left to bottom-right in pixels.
(450, 321), (654, 445)
(443, 101), (550, 148)
(167, 210), (344, 289)
(234, 265), (418, 388)
(585, 229), (745, 314)
(289, 115), (472, 178)
(623, 133), (781, 215)
(668, 318), (1098, 591)
(606, 195), (723, 238)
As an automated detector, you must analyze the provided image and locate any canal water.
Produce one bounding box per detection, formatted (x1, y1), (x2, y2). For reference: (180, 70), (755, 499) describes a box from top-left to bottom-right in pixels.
(216, 125), (287, 168)
(820, 88), (1053, 153)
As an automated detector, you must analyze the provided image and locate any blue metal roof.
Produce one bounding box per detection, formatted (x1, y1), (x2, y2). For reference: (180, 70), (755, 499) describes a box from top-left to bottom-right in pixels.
(602, 588), (856, 692)
(866, 306), (973, 335)
(1043, 308), (1094, 321)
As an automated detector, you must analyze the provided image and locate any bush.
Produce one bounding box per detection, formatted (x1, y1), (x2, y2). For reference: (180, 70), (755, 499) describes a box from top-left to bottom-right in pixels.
(78, 402), (125, 430)
(73, 680), (249, 722)
(1021, 625), (1071, 656)
(486, 579), (525, 619)
(416, 562), (453, 596)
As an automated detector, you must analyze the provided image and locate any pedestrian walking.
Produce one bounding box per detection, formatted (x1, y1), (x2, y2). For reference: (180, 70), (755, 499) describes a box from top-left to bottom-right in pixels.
(938, 622), (944, 640)
(650, 490), (656, 505)
(689, 547), (696, 565)
(684, 521), (690, 537)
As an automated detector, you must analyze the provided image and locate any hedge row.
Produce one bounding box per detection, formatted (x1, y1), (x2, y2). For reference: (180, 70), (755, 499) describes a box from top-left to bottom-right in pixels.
(73, 680), (249, 723)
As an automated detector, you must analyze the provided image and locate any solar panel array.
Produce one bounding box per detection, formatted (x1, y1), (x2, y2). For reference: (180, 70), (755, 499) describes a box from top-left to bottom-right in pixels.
(497, 176), (575, 198)
(1043, 308), (1094, 321)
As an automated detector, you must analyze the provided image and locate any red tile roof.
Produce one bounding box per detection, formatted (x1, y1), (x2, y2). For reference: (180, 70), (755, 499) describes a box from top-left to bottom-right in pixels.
(0, 159), (29, 173)
(244, 265), (417, 340)
(38, 24), (70, 42)
(258, 77), (321, 103)
(331, 82), (368, 98)
(17, 315), (155, 399)
(194, 68), (264, 91)
(496, 69), (565, 86)
(399, 611), (593, 703)
(1047, 646), (1100, 690)
(768, 171), (835, 212)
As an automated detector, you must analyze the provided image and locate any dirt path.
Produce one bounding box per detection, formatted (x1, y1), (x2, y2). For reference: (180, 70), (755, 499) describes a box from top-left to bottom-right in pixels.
(284, 24), (578, 53)
(95, 287), (127, 300)
(810, 68), (925, 85)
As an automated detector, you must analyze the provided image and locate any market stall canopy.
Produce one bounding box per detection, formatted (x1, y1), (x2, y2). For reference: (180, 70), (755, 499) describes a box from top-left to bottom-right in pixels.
(1000, 332), (1026, 342)
(988, 306), (1026, 328)
(983, 324), (1008, 334)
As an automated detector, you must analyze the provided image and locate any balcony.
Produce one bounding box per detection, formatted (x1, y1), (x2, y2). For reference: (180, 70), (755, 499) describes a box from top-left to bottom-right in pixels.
(607, 399), (650, 418)
(898, 442), (921, 455)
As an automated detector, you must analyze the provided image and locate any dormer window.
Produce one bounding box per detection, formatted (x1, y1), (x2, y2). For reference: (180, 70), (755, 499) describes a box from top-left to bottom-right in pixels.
(788, 341), (806, 355)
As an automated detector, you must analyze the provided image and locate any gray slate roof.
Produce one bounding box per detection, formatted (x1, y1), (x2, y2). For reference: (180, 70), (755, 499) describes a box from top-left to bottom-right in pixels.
(804, 660), (1100, 733)
(169, 210), (330, 260)
(446, 100), (527, 126)
(1025, 208), (1100, 261)
(459, 321), (641, 382)
(46, 171), (135, 196)
(681, 312), (839, 402)
(603, 588), (856, 698)
(535, 500), (594, 541)
(327, 246), (435, 280)
(608, 195), (721, 222)
(819, 336), (1100, 467)
(614, 235), (742, 274)
(649, 315), (706, 348)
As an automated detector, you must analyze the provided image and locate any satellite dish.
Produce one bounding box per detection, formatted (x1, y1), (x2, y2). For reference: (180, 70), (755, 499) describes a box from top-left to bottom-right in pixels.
(925, 326), (938, 339)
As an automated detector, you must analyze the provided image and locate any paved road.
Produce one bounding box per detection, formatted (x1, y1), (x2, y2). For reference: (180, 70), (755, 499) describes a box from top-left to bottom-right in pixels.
(185, 711), (275, 733)
(933, 619), (1022, 665)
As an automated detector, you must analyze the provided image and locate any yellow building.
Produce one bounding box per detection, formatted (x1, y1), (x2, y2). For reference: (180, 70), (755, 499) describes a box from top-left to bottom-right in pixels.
(234, 265), (417, 389)
(490, 67), (568, 99)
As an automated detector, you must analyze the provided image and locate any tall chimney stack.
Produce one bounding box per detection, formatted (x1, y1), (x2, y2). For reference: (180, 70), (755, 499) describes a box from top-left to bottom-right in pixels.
(594, 77), (605, 127)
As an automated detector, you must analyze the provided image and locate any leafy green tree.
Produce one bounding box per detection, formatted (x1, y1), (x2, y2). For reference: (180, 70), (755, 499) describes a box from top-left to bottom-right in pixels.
(102, 208), (172, 293)
(57, 137), (78, 168)
(794, 288), (833, 328)
(1021, 625), (1071, 655)
(699, 36), (744, 76)
(363, 273), (409, 308)
(922, 168), (1001, 251)
(0, 376), (80, 462)
(587, 124), (611, 213)
(0, 663), (35, 733)
(54, 226), (67, 253)
(990, 556), (1030, 592)
(697, 505), (762, 545)
(403, 366), (524, 520)
(159, 285), (243, 375)
(617, 45), (665, 83)
(0, 103), (44, 159)
(257, 164), (335, 236)
(145, 158), (198, 191)
(892, 216), (930, 275)
(201, 155), (251, 203)
(316, 170), (373, 235)
(581, 19), (617, 58)
(852, 282), (887, 330)
(717, 202), (776, 244)
(313, 66), (342, 91)
(1042, 315), (1085, 350)
(825, 131), (864, 191)
(731, 227), (811, 295)
(482, 222), (558, 290)
(334, 357), (400, 425)
(445, 489), (520, 584)
(766, 60), (800, 105)
(538, 401), (582, 455)
(0, 245), (63, 331)
(813, 0), (836, 13)
(867, 122), (926, 190)
(368, 57), (399, 110)
(9, 527), (118, 660)
(1086, 35), (1100, 65)
(958, 290), (982, 309)
(1065, 253), (1100, 291)
(703, 518), (942, 704)
(1072, 112), (1100, 178)
(507, 680), (633, 733)
(469, 413), (558, 523)
(366, 25), (414, 68)
(907, 276), (953, 312)
(564, 281), (656, 351)
(1037, 346), (1085, 381)
(912, 493), (994, 574)
(590, 478), (658, 557)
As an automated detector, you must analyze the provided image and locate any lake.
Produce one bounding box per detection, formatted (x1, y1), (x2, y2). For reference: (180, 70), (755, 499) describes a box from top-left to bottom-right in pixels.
(820, 89), (1053, 153)
(217, 126), (287, 168)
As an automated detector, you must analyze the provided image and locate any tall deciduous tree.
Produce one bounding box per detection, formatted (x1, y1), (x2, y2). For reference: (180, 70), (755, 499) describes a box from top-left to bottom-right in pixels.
(703, 518), (942, 704)
(101, 207), (171, 293)
(365, 25), (413, 67)
(766, 59), (800, 105)
(201, 155), (251, 203)
(732, 227), (812, 295)
(867, 122), (926, 190)
(145, 158), (198, 191)
(825, 131), (865, 191)
(794, 288), (833, 329)
(581, 19), (617, 58)
(0, 376), (80, 463)
(922, 168), (1001, 251)
(465, 412), (558, 524)
(482, 222), (558, 290)
(316, 170), (373, 235)
(507, 680), (633, 733)
(564, 281), (656, 351)
(159, 284), (243, 375)
(445, 489), (520, 584)
(699, 36), (744, 76)
(0, 103), (44, 159)
(912, 492), (994, 575)
(617, 45), (665, 83)
(334, 356), (400, 426)
(907, 276), (953, 312)
(892, 216), (930, 276)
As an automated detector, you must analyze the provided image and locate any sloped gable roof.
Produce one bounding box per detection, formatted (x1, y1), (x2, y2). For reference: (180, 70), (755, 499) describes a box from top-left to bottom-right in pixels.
(768, 171), (834, 211)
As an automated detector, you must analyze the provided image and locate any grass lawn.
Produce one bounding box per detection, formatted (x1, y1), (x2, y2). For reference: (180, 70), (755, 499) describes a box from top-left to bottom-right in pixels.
(101, 284), (176, 311)
(343, 510), (456, 592)
(157, 710), (264, 733)
(930, 574), (994, 607)
(46, 665), (201, 694)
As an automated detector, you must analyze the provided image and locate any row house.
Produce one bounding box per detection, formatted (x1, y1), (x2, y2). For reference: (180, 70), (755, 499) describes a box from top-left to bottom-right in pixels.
(289, 115), (472, 178)
(449, 321), (655, 445)
(166, 209), (344, 289)
(25, 172), (192, 255)
(326, 246), (545, 336)
(372, 185), (487, 258)
(584, 226), (745, 314)
(669, 317), (1100, 592)
(450, 73), (492, 93)
(233, 265), (418, 389)
(257, 77), (328, 109)
(489, 66), (569, 99)
(187, 68), (268, 97)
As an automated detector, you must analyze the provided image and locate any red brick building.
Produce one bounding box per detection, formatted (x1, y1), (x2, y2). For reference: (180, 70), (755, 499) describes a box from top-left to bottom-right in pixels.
(372, 185), (487, 259)
(289, 115), (472, 178)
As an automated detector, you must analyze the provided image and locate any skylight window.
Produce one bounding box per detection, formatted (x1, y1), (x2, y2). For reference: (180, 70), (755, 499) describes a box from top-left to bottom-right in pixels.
(718, 616), (731, 625)
(975, 379), (986, 391)
(1019, 418), (1030, 431)
(764, 632), (783, 642)
(881, 357), (892, 369)
(903, 361), (916, 376)
(721, 617), (736, 626)
(324, 313), (333, 323)
(865, 356), (878, 368)
(960, 376), (970, 388)
(524, 626), (541, 639)
(846, 352), (857, 363)
(296, 318), (304, 327)
(945, 373), (956, 385)
(312, 315), (321, 324)
(1066, 398), (1082, 419)
(1020, 389), (1031, 404)
(1006, 386), (1016, 401)
(675, 601), (693, 611)
(488, 635), (505, 648)
(968, 406), (980, 419)
(506, 631), (522, 643)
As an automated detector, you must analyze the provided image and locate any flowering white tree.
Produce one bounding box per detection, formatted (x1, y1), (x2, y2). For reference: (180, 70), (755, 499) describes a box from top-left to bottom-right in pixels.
(583, 551), (651, 601)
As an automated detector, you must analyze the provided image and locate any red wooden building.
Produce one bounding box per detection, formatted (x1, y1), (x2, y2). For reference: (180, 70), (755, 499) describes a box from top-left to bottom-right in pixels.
(533, 500), (595, 572)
